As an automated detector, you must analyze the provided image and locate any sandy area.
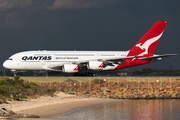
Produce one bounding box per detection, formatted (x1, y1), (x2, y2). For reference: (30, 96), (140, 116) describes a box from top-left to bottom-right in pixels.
(21, 98), (123, 117)
(0, 92), (125, 119)
(0, 92), (95, 112)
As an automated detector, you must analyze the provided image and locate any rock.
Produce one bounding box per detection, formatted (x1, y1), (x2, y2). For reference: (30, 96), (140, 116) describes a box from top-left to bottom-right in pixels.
(122, 94), (127, 99)
(138, 94), (144, 99)
(171, 93), (177, 99)
(102, 96), (107, 99)
(113, 96), (119, 99)
(91, 95), (97, 98)
(122, 88), (127, 92)
(175, 87), (180, 92)
(140, 94), (147, 99)
(119, 88), (123, 91)
(101, 87), (110, 95)
(159, 93), (167, 99)
(167, 91), (174, 95)
(98, 95), (102, 98)
(7, 111), (14, 115)
(118, 95), (123, 99)
(144, 94), (150, 99)
(149, 94), (156, 99)
(133, 95), (139, 99)
(155, 94), (159, 99)
(163, 89), (167, 93)
(106, 95), (110, 98)
(176, 93), (180, 98)
(166, 94), (171, 99)
(127, 95), (135, 99)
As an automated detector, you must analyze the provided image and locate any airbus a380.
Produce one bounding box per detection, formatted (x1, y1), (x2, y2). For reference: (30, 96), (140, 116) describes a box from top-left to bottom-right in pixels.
(3, 21), (177, 75)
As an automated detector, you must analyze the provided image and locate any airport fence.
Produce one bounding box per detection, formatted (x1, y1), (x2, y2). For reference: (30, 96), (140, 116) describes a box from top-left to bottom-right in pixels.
(34, 77), (180, 93)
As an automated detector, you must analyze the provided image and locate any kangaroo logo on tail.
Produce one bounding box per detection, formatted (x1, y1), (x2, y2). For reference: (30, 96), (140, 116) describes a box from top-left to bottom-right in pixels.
(135, 32), (163, 56)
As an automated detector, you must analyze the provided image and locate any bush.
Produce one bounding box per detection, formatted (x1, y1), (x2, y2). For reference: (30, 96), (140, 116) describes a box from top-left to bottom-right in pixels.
(47, 88), (56, 96)
(11, 91), (20, 100)
(0, 76), (57, 101)
(20, 95), (27, 99)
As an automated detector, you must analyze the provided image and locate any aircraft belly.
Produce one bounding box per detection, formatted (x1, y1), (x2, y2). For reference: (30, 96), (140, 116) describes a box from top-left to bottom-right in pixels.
(17, 62), (42, 70)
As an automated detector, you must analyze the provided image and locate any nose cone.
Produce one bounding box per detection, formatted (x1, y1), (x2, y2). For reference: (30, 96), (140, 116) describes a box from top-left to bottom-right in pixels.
(3, 60), (10, 69)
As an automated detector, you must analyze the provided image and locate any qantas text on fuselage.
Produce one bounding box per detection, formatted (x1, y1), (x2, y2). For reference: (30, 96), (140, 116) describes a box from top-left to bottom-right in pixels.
(22, 56), (52, 61)
(3, 21), (177, 74)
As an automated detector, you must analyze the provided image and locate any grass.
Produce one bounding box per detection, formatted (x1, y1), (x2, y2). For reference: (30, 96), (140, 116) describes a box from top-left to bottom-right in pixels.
(15, 76), (180, 83)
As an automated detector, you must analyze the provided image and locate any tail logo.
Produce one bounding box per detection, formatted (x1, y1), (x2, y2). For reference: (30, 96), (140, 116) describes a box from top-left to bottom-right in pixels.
(135, 31), (163, 56)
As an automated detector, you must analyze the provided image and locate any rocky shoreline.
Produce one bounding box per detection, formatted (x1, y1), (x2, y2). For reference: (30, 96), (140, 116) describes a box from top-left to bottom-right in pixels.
(1, 79), (179, 119)
(0, 107), (39, 118)
(37, 79), (180, 99)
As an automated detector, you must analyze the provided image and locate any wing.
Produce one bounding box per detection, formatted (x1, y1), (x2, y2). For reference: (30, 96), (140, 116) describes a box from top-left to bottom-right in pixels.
(96, 56), (141, 65)
(47, 55), (142, 70)
(47, 54), (177, 71)
(138, 54), (178, 60)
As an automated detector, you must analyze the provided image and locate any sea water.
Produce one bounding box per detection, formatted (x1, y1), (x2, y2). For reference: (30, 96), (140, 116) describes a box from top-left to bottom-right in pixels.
(43, 99), (180, 120)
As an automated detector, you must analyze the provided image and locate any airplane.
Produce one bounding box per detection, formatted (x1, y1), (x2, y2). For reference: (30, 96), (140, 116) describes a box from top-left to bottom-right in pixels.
(3, 21), (177, 76)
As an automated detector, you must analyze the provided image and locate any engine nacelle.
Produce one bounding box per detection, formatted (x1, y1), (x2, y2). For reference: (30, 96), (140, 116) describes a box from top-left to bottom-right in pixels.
(62, 64), (79, 73)
(87, 61), (104, 70)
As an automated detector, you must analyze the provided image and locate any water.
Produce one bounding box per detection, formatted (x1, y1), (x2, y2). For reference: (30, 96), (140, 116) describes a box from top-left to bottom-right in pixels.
(44, 99), (180, 120)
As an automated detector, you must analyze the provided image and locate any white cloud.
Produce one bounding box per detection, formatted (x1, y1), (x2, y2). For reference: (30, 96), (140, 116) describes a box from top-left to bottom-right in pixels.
(0, 0), (32, 10)
(47, 0), (117, 10)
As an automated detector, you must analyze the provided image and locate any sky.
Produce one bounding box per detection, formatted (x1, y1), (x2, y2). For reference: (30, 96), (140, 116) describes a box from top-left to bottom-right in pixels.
(0, 0), (180, 71)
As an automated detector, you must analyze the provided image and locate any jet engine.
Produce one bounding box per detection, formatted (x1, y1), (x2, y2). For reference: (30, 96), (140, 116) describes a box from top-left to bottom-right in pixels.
(87, 61), (104, 70)
(62, 64), (79, 73)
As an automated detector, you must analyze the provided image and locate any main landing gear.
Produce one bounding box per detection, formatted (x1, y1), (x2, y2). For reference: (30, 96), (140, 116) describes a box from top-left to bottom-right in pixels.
(45, 70), (49, 78)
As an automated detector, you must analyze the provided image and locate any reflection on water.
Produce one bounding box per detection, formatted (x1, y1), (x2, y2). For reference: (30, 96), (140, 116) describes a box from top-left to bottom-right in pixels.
(45, 99), (180, 120)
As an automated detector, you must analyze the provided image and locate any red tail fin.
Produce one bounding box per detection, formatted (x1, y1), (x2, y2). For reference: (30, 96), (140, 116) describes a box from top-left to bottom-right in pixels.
(127, 21), (168, 57)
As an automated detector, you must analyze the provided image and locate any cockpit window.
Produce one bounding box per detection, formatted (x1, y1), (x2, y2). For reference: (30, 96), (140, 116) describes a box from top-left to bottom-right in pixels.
(8, 58), (13, 60)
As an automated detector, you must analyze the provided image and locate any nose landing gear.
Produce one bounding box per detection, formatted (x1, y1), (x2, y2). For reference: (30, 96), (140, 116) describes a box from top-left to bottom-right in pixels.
(11, 70), (18, 76)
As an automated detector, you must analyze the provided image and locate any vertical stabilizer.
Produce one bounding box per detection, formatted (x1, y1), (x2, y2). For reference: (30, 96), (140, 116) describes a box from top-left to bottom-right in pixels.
(127, 21), (168, 57)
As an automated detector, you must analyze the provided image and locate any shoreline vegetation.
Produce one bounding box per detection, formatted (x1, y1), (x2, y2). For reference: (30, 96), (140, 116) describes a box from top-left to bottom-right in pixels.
(0, 75), (56, 101)
(0, 76), (180, 118)
(0, 75), (56, 118)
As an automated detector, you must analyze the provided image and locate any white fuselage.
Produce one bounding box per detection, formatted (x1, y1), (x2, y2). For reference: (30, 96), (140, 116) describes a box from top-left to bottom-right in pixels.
(3, 50), (129, 72)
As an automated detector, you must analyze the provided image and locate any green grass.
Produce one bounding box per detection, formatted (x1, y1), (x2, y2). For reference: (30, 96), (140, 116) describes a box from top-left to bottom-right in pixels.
(16, 76), (180, 83)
